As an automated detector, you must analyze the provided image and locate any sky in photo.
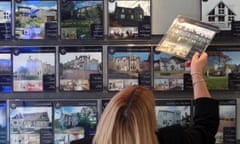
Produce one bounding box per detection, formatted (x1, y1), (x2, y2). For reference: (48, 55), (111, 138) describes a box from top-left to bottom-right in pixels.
(0, 2), (11, 12)
(74, 1), (103, 9)
(15, 0), (57, 10)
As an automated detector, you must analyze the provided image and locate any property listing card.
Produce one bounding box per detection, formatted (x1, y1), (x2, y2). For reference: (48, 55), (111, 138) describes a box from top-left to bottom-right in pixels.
(0, 101), (7, 144)
(206, 47), (240, 90)
(59, 46), (102, 91)
(201, 0), (240, 32)
(60, 0), (104, 40)
(215, 99), (236, 144)
(156, 15), (219, 60)
(184, 47), (240, 91)
(54, 100), (98, 143)
(9, 100), (54, 144)
(0, 48), (12, 92)
(13, 47), (56, 92)
(107, 46), (151, 91)
(0, 0), (12, 40)
(155, 99), (192, 128)
(14, 0), (58, 40)
(107, 0), (151, 39)
(153, 50), (186, 91)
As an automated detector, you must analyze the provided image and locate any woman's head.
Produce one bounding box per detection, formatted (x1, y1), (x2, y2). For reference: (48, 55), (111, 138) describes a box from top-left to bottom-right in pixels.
(93, 85), (159, 144)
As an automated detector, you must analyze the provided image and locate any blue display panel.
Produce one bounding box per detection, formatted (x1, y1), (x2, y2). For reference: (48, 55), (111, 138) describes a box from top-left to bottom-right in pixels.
(155, 100), (192, 128)
(54, 100), (98, 143)
(216, 99), (236, 144)
(107, 46), (151, 91)
(0, 0), (12, 40)
(0, 101), (7, 144)
(9, 100), (53, 144)
(12, 47), (56, 92)
(107, 0), (151, 39)
(60, 0), (104, 40)
(0, 47), (12, 92)
(153, 50), (186, 91)
(14, 0), (58, 40)
(59, 46), (103, 91)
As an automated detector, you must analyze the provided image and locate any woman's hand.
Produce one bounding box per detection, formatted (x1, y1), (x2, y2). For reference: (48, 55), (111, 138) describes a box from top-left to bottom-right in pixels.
(190, 52), (208, 75)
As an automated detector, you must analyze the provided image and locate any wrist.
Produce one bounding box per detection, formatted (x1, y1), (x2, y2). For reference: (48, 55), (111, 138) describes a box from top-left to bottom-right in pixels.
(191, 72), (205, 86)
(192, 78), (205, 86)
(191, 73), (203, 80)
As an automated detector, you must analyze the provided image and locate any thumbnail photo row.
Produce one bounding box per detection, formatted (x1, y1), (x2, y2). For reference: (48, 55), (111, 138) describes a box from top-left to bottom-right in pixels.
(1, 46), (240, 92)
(0, 0), (151, 40)
(0, 99), (237, 144)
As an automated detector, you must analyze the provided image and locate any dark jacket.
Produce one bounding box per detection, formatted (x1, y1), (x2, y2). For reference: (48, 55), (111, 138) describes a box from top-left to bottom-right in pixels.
(71, 98), (219, 144)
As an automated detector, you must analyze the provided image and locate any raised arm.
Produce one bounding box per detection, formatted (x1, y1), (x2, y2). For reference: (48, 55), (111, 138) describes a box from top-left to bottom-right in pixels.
(185, 52), (219, 144)
(157, 52), (219, 144)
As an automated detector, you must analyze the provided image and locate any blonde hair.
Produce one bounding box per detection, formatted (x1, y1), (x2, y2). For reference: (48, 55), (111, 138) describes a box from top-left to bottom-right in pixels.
(93, 85), (159, 144)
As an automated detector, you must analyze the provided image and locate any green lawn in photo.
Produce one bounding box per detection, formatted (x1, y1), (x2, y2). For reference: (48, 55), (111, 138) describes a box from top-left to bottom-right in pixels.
(205, 76), (228, 90)
(155, 70), (184, 76)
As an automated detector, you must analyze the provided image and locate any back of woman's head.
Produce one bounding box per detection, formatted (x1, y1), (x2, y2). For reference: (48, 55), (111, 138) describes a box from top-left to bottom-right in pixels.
(93, 85), (159, 144)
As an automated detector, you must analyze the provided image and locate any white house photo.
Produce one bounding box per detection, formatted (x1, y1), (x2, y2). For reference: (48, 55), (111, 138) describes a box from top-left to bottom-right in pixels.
(201, 0), (240, 31)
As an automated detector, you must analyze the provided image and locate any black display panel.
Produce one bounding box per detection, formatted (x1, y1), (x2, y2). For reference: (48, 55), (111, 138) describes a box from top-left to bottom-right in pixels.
(0, 101), (7, 144)
(59, 46), (102, 91)
(101, 99), (110, 113)
(0, 0), (12, 40)
(54, 100), (98, 143)
(14, 0), (58, 40)
(12, 47), (56, 92)
(206, 47), (240, 90)
(155, 100), (192, 128)
(107, 46), (151, 91)
(153, 50), (186, 91)
(9, 100), (53, 144)
(107, 0), (151, 39)
(0, 48), (12, 93)
(60, 0), (104, 40)
(215, 99), (236, 144)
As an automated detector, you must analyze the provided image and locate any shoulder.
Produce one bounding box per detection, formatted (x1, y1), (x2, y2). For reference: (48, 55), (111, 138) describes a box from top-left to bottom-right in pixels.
(194, 97), (218, 105)
(194, 97), (219, 116)
(157, 124), (184, 144)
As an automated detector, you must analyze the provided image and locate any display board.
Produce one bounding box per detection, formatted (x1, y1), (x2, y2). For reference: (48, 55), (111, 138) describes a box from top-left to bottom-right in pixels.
(60, 0), (104, 40)
(59, 46), (103, 91)
(0, 48), (12, 93)
(107, 0), (151, 39)
(9, 100), (53, 144)
(155, 99), (192, 128)
(0, 0), (12, 40)
(0, 101), (7, 144)
(107, 46), (151, 91)
(54, 100), (98, 143)
(206, 47), (240, 90)
(12, 47), (56, 92)
(153, 50), (185, 91)
(216, 99), (236, 144)
(201, 0), (240, 32)
(14, 0), (58, 40)
(0, 0), (240, 142)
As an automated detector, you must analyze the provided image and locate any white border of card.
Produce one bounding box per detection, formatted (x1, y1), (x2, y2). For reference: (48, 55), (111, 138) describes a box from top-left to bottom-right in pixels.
(155, 15), (219, 60)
